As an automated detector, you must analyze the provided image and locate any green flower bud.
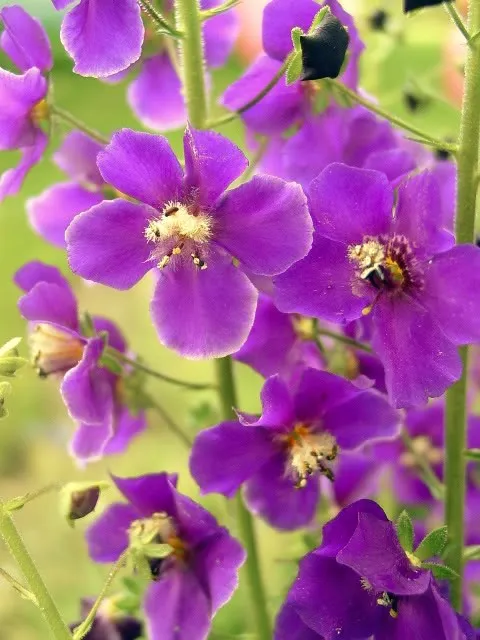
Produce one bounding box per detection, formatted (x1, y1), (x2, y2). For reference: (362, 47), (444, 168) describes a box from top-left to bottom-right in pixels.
(60, 481), (109, 526)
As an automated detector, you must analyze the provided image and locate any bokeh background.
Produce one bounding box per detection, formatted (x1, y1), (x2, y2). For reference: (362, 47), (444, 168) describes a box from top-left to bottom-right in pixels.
(0, 1), (463, 637)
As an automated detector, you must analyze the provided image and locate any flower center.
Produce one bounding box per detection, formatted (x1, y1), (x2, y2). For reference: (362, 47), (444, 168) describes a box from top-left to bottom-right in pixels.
(400, 435), (443, 468)
(30, 99), (49, 126)
(30, 324), (84, 377)
(145, 201), (213, 270)
(283, 423), (338, 488)
(376, 591), (399, 619)
(291, 315), (316, 341)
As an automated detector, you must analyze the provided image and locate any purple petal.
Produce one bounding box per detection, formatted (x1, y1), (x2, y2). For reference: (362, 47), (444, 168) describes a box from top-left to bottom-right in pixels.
(53, 130), (104, 186)
(103, 408), (146, 456)
(144, 571), (210, 640)
(0, 130), (47, 200)
(332, 451), (381, 507)
(338, 513), (430, 595)
(69, 419), (114, 463)
(221, 55), (305, 135)
(274, 233), (370, 323)
(28, 182), (103, 248)
(52, 0), (73, 8)
(190, 421), (277, 498)
(150, 252), (257, 359)
(245, 453), (319, 530)
(323, 389), (400, 449)
(60, 337), (113, 425)
(422, 244), (480, 345)
(294, 368), (362, 422)
(0, 5), (52, 72)
(14, 260), (72, 293)
(60, 0), (144, 77)
(371, 295), (462, 408)
(262, 0), (319, 62)
(192, 529), (245, 613)
(394, 171), (454, 257)
(66, 199), (153, 289)
(183, 126), (247, 209)
(97, 129), (183, 208)
(128, 54), (187, 132)
(308, 163), (393, 243)
(112, 473), (177, 518)
(215, 175), (312, 276)
(241, 375), (295, 428)
(202, 0), (238, 67)
(285, 553), (378, 639)
(363, 148), (416, 185)
(86, 503), (138, 562)
(18, 281), (79, 330)
(274, 603), (320, 640)
(0, 67), (46, 150)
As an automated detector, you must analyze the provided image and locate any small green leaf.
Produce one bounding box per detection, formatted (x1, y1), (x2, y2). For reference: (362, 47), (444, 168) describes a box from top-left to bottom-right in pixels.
(308, 6), (329, 33)
(415, 526), (448, 561)
(286, 52), (303, 85)
(291, 26), (304, 52)
(79, 312), (95, 337)
(395, 510), (414, 553)
(422, 562), (458, 581)
(99, 352), (124, 376)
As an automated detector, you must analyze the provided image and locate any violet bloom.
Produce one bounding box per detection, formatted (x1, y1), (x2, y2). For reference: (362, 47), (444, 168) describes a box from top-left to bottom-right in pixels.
(70, 598), (143, 640)
(28, 131), (106, 248)
(0, 5), (52, 200)
(190, 368), (399, 530)
(275, 499), (472, 640)
(274, 163), (480, 408)
(66, 126), (312, 358)
(222, 0), (363, 136)
(15, 261), (145, 463)
(86, 473), (245, 640)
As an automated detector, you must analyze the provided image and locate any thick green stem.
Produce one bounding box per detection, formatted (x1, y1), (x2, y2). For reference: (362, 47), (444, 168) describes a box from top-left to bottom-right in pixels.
(445, 0), (480, 611)
(0, 507), (71, 639)
(215, 358), (271, 640)
(175, 0), (208, 128)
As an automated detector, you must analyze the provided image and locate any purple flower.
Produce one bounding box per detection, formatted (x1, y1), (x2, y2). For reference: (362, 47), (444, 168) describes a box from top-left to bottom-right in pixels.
(15, 261), (146, 463)
(52, 0), (144, 77)
(274, 163), (480, 408)
(66, 126), (312, 358)
(86, 473), (245, 640)
(274, 499), (472, 640)
(70, 598), (143, 640)
(190, 368), (399, 530)
(28, 131), (106, 248)
(0, 5), (51, 200)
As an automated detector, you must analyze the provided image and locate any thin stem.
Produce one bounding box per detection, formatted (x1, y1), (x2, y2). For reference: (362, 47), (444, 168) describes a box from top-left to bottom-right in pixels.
(327, 79), (457, 151)
(200, 0), (240, 21)
(445, 0), (480, 611)
(72, 551), (128, 640)
(207, 58), (290, 128)
(138, 0), (184, 37)
(316, 327), (372, 353)
(445, 2), (472, 45)
(400, 431), (445, 501)
(50, 105), (109, 145)
(215, 358), (271, 640)
(0, 506), (71, 639)
(5, 483), (61, 512)
(147, 395), (193, 448)
(175, 0), (208, 128)
(464, 448), (480, 460)
(106, 347), (216, 391)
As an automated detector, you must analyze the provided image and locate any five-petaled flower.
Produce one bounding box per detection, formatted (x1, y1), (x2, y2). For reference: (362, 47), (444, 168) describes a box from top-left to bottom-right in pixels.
(86, 472), (245, 640)
(66, 126), (312, 359)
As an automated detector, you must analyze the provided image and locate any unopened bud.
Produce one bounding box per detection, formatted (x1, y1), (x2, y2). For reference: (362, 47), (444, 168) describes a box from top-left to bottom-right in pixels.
(60, 482), (109, 526)
(300, 14), (349, 82)
(0, 338), (26, 377)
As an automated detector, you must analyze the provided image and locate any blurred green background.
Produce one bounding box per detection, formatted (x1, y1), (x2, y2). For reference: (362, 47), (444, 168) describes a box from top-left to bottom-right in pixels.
(0, 1), (462, 638)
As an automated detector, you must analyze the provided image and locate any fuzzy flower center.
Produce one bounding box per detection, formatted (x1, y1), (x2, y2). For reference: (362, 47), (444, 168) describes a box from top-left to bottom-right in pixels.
(30, 99), (49, 125)
(376, 591), (399, 619)
(291, 316), (316, 341)
(30, 324), (84, 377)
(283, 423), (338, 488)
(400, 435), (443, 468)
(145, 201), (213, 271)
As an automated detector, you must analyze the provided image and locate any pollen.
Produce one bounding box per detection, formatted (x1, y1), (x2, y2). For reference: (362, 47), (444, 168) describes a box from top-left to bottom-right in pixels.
(30, 99), (50, 125)
(348, 239), (385, 279)
(283, 424), (338, 488)
(145, 201), (212, 245)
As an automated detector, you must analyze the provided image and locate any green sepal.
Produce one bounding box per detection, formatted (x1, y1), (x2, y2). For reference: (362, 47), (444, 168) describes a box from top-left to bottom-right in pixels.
(142, 543), (173, 559)
(79, 312), (95, 337)
(395, 510), (414, 553)
(309, 6), (329, 33)
(415, 526), (448, 561)
(286, 52), (303, 85)
(422, 562), (458, 581)
(99, 351), (124, 376)
(291, 26), (304, 52)
(0, 338), (26, 377)
(0, 381), (11, 419)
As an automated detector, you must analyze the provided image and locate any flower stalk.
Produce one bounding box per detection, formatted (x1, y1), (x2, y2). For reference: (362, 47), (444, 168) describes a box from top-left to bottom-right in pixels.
(445, 0), (480, 611)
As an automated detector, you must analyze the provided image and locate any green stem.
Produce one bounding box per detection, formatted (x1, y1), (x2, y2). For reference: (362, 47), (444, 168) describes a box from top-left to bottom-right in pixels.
(200, 0), (240, 21)
(5, 483), (61, 512)
(147, 395), (193, 448)
(0, 506), (71, 639)
(175, 0), (208, 128)
(445, 0), (480, 611)
(215, 358), (271, 640)
(138, 0), (184, 37)
(50, 105), (109, 145)
(445, 2), (472, 45)
(316, 327), (372, 353)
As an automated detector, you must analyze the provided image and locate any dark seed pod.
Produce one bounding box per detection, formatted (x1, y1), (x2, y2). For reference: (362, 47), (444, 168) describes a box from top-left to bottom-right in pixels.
(300, 14), (350, 82)
(404, 0), (452, 13)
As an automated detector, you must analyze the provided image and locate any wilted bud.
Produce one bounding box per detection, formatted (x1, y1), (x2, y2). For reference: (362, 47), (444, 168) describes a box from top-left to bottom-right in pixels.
(300, 13), (349, 82)
(60, 482), (109, 526)
(368, 9), (389, 31)
(404, 0), (452, 12)
(0, 338), (26, 377)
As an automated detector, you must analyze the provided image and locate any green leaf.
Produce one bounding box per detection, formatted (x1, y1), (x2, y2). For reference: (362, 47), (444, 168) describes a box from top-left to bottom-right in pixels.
(286, 52), (303, 85)
(422, 562), (458, 581)
(415, 526), (448, 561)
(308, 6), (329, 34)
(395, 510), (414, 553)
(291, 26), (304, 52)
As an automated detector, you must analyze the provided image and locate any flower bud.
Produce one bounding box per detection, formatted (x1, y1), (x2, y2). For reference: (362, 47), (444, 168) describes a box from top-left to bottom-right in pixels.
(0, 338), (26, 377)
(404, 0), (452, 12)
(300, 14), (349, 82)
(60, 482), (109, 526)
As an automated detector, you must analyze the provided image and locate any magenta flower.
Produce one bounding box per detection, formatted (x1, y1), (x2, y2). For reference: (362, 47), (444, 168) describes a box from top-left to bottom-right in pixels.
(274, 163), (480, 408)
(0, 5), (51, 200)
(86, 473), (245, 640)
(275, 500), (473, 640)
(66, 126), (312, 358)
(28, 131), (106, 248)
(190, 369), (399, 530)
(15, 261), (145, 463)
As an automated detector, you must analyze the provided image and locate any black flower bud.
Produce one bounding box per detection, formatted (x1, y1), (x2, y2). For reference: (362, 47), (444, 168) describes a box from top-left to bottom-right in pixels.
(300, 14), (349, 82)
(404, 0), (452, 13)
(60, 482), (109, 526)
(369, 10), (389, 31)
